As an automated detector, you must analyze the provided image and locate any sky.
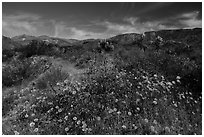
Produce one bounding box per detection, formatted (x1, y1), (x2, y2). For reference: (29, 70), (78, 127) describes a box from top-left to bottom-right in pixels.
(2, 2), (202, 40)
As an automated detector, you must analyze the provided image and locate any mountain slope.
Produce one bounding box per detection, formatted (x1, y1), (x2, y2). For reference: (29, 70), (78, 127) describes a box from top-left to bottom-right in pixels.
(2, 28), (202, 135)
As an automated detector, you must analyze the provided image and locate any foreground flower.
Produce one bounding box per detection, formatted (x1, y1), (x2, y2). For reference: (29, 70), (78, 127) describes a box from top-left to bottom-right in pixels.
(65, 127), (69, 131)
(29, 122), (35, 127)
(34, 128), (38, 132)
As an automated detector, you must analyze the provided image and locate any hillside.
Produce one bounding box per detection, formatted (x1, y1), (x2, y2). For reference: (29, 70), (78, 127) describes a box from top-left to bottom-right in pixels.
(11, 34), (77, 47)
(2, 28), (202, 135)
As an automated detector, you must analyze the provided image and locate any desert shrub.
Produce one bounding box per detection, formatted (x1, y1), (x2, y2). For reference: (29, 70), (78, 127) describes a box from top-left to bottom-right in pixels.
(35, 66), (69, 90)
(2, 56), (51, 87)
(2, 58), (30, 87)
(2, 87), (21, 116)
(2, 49), (16, 62)
(75, 52), (94, 69)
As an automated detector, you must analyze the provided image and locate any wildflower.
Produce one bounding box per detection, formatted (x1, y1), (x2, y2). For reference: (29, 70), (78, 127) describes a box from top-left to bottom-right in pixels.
(128, 112), (132, 116)
(14, 131), (19, 135)
(29, 122), (35, 127)
(167, 82), (172, 86)
(108, 109), (114, 113)
(58, 108), (62, 113)
(150, 126), (155, 132)
(82, 121), (86, 125)
(77, 120), (81, 125)
(122, 125), (127, 129)
(65, 127), (69, 131)
(113, 108), (117, 111)
(73, 117), (77, 120)
(34, 128), (38, 132)
(48, 102), (53, 105)
(64, 79), (69, 83)
(144, 118), (149, 123)
(72, 90), (76, 95)
(153, 100), (157, 105)
(133, 125), (138, 129)
(64, 116), (69, 120)
(96, 116), (101, 121)
(165, 127), (171, 132)
(82, 123), (87, 128)
(136, 98), (140, 103)
(117, 111), (121, 115)
(25, 114), (29, 118)
(176, 76), (181, 79)
(34, 118), (38, 122)
(172, 81), (176, 84)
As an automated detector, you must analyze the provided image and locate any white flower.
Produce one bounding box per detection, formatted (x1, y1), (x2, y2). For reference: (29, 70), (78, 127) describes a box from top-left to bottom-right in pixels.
(14, 131), (19, 135)
(72, 90), (76, 95)
(176, 76), (181, 79)
(64, 116), (69, 120)
(34, 118), (38, 122)
(29, 122), (35, 127)
(172, 81), (176, 84)
(96, 116), (101, 121)
(58, 108), (62, 113)
(144, 118), (148, 123)
(122, 125), (127, 129)
(73, 117), (77, 120)
(153, 120), (158, 124)
(64, 79), (69, 83)
(77, 120), (81, 124)
(177, 80), (181, 83)
(65, 127), (69, 131)
(165, 127), (171, 132)
(153, 100), (157, 105)
(150, 126), (155, 132)
(34, 128), (38, 132)
(25, 114), (29, 118)
(128, 112), (132, 116)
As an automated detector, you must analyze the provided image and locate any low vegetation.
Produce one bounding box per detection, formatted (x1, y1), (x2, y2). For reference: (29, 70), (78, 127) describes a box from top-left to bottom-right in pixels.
(2, 28), (202, 135)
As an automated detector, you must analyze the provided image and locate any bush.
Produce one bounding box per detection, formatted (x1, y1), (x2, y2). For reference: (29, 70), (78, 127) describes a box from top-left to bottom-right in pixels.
(35, 66), (69, 90)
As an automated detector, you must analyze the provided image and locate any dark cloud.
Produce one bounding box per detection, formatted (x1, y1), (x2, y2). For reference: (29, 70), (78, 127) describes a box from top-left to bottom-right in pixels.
(2, 2), (202, 39)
